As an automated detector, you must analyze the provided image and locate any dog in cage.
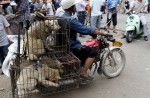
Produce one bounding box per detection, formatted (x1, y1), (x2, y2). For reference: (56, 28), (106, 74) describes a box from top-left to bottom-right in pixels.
(26, 19), (61, 60)
(17, 61), (62, 97)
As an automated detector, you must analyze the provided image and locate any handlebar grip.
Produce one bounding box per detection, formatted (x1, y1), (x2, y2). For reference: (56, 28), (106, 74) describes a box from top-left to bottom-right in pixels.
(106, 34), (115, 42)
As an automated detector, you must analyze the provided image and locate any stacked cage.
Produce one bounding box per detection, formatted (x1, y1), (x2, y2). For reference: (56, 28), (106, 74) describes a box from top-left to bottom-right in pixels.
(10, 16), (81, 98)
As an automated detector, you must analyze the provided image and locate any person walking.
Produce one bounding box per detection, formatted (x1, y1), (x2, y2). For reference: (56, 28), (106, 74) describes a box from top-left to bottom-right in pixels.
(90, 0), (103, 30)
(0, 6), (12, 74)
(16, 0), (31, 30)
(106, 0), (121, 33)
(76, 0), (88, 37)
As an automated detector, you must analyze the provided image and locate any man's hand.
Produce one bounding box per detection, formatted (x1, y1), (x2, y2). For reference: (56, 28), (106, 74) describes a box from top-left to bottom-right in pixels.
(102, 31), (109, 36)
(93, 30), (109, 36)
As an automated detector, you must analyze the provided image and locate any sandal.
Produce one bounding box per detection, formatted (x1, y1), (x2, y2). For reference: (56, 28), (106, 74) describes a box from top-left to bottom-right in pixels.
(80, 75), (94, 81)
(113, 30), (117, 33)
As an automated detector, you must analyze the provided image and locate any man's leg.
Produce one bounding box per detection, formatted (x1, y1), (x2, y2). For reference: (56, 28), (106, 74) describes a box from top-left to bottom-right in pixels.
(0, 45), (9, 66)
(71, 46), (98, 80)
(106, 13), (111, 29)
(0, 47), (4, 68)
(96, 15), (102, 30)
(112, 13), (117, 33)
(91, 16), (97, 29)
(2, 45), (9, 58)
(140, 15), (148, 41)
(82, 57), (95, 76)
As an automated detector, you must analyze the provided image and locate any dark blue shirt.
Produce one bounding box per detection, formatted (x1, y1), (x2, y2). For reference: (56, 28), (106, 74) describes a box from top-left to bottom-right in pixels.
(55, 2), (60, 10)
(62, 12), (95, 49)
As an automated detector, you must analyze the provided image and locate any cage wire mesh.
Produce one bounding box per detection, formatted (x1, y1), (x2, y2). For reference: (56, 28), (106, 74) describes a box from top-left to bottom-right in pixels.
(9, 16), (81, 98)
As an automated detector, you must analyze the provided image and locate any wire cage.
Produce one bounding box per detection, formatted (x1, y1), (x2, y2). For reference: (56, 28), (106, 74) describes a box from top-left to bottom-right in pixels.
(9, 16), (81, 98)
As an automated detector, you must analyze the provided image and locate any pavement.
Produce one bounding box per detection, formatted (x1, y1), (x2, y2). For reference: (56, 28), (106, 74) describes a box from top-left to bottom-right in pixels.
(1, 13), (150, 98)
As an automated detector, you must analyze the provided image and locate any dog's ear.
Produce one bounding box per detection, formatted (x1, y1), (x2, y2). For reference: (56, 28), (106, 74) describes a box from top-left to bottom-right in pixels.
(55, 70), (61, 80)
(44, 20), (49, 26)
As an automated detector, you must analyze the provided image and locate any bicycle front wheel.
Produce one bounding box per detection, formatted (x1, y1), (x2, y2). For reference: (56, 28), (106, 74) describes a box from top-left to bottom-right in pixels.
(102, 48), (126, 78)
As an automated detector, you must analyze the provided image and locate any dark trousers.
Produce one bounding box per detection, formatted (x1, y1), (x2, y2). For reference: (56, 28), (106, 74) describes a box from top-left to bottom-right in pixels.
(20, 20), (30, 30)
(107, 13), (117, 27)
(0, 45), (9, 67)
(71, 46), (98, 66)
(77, 11), (86, 37)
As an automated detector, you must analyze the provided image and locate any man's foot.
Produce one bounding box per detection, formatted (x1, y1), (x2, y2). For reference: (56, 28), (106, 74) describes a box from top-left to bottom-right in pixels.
(80, 75), (94, 81)
(121, 35), (126, 39)
(113, 30), (117, 33)
(144, 36), (148, 41)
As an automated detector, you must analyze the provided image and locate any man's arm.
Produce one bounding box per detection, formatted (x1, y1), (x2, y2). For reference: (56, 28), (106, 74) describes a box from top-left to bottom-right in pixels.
(6, 27), (12, 35)
(89, 0), (93, 10)
(2, 15), (12, 35)
(92, 30), (108, 36)
(143, 0), (149, 12)
(70, 18), (108, 36)
(126, 2), (135, 14)
(41, 8), (50, 13)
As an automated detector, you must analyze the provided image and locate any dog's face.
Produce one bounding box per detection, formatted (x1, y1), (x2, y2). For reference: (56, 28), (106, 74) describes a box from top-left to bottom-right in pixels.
(51, 69), (61, 81)
(45, 20), (61, 31)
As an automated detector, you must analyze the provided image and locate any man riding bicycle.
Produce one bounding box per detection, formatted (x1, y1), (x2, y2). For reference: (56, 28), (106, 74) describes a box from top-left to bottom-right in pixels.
(60, 0), (108, 81)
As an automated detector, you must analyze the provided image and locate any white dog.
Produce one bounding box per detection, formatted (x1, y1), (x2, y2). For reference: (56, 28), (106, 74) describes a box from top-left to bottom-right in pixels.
(17, 64), (61, 97)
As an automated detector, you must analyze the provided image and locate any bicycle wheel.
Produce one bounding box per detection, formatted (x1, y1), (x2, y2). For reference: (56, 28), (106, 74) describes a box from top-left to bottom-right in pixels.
(102, 48), (126, 78)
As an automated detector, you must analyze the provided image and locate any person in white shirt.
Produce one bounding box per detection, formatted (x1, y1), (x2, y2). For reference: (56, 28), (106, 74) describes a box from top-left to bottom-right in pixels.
(90, 0), (103, 29)
(55, 6), (65, 16)
(41, 0), (54, 16)
(35, 0), (43, 12)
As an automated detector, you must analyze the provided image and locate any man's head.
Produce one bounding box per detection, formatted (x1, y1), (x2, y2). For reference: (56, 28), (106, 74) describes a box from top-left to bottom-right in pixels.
(37, 0), (41, 3)
(43, 0), (47, 4)
(32, 0), (35, 3)
(60, 0), (80, 14)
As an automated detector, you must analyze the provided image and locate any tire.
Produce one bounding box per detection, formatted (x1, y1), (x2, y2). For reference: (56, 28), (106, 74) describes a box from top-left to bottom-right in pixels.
(102, 48), (126, 78)
(126, 31), (134, 43)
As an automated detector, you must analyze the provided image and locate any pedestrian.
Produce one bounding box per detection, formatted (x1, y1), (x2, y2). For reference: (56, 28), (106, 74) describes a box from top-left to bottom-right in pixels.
(0, 6), (12, 74)
(61, 0), (108, 81)
(34, 0), (43, 12)
(55, 6), (65, 17)
(16, 0), (31, 30)
(10, 1), (17, 14)
(1, 1), (14, 15)
(76, 0), (88, 37)
(30, 0), (36, 13)
(125, 0), (130, 10)
(54, 0), (60, 10)
(90, 0), (103, 30)
(41, 0), (54, 16)
(0, 0), (15, 21)
(101, 0), (106, 14)
(106, 0), (121, 33)
(85, 0), (91, 26)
